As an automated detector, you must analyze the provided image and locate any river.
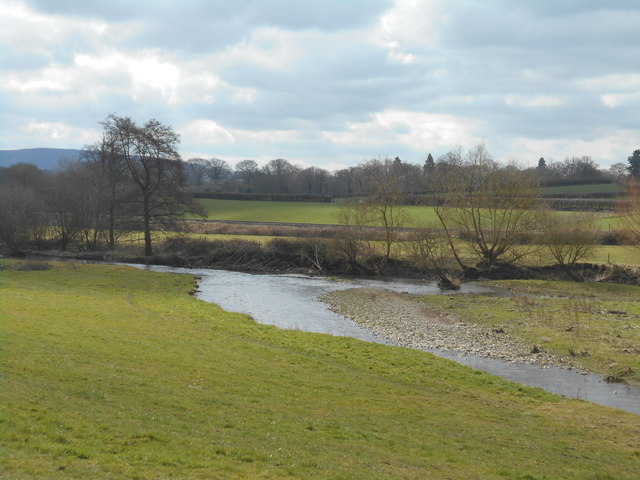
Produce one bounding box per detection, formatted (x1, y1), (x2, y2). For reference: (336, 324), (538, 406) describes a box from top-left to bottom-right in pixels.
(139, 265), (640, 415)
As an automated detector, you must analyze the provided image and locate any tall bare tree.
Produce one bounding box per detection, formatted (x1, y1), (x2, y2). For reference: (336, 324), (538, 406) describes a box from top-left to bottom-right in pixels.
(101, 114), (195, 256)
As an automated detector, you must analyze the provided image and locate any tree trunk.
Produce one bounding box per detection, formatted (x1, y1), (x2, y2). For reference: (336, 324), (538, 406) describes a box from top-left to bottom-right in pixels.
(143, 196), (153, 256)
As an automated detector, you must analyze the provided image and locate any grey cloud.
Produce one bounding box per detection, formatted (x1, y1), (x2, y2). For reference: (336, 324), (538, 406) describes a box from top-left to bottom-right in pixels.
(25, 0), (389, 54)
(442, 2), (640, 51)
(6, 0), (640, 167)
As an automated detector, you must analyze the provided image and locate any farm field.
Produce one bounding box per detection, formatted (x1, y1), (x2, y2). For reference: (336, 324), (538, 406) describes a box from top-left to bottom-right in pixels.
(197, 198), (448, 226)
(540, 183), (624, 196)
(197, 198), (623, 230)
(2, 260), (639, 479)
(197, 199), (343, 224)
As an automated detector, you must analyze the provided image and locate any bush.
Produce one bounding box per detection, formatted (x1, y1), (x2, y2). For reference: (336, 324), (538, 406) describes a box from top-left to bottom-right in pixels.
(599, 229), (638, 246)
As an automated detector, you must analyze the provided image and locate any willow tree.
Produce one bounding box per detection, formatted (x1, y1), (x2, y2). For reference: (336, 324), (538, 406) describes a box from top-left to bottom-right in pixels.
(100, 114), (195, 256)
(432, 144), (538, 270)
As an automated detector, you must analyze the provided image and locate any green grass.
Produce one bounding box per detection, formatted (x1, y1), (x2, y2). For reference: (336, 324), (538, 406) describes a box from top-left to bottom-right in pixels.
(199, 199), (448, 227)
(1, 260), (639, 479)
(198, 198), (628, 230)
(540, 183), (624, 195)
(198, 199), (342, 224)
(586, 245), (640, 265)
(416, 280), (640, 386)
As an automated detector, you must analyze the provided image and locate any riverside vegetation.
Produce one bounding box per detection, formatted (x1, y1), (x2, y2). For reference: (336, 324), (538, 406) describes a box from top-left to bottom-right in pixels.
(2, 259), (640, 480)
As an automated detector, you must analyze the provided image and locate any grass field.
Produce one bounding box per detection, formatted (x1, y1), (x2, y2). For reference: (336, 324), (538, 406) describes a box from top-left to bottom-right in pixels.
(198, 198), (626, 230)
(416, 280), (640, 386)
(198, 199), (343, 224)
(540, 183), (624, 195)
(2, 260), (639, 479)
(197, 198), (453, 226)
(586, 245), (639, 265)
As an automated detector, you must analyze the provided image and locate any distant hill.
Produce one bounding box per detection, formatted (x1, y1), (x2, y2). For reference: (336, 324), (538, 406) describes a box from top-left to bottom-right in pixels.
(0, 148), (83, 171)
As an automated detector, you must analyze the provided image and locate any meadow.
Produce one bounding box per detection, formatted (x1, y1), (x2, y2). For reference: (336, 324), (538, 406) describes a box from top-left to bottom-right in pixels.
(540, 183), (624, 196)
(197, 198), (627, 230)
(2, 260), (639, 479)
(416, 279), (640, 386)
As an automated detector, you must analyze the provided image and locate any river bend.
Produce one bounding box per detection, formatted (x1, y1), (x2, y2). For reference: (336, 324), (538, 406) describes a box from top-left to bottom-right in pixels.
(139, 265), (640, 415)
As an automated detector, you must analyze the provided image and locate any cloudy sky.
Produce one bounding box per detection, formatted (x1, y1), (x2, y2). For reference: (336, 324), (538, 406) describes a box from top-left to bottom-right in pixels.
(1, 0), (639, 170)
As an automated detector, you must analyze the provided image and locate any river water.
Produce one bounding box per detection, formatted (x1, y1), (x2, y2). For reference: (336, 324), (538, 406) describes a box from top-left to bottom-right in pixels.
(140, 265), (640, 415)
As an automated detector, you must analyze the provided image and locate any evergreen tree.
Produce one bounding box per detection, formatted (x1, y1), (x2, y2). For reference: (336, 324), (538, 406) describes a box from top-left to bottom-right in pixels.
(423, 153), (435, 174)
(627, 149), (640, 179)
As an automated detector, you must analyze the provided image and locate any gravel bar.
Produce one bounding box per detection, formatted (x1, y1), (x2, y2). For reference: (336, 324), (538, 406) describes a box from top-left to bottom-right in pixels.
(320, 288), (563, 366)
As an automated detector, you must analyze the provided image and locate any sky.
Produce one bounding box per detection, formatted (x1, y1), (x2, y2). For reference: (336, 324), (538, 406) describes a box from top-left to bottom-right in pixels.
(1, 0), (639, 171)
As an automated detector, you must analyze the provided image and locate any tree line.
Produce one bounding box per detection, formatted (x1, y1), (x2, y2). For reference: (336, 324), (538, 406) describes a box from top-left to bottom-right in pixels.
(2, 114), (640, 284)
(183, 150), (638, 196)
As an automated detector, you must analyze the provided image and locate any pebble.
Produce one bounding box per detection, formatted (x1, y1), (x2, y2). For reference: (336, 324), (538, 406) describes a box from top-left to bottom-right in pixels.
(320, 288), (563, 366)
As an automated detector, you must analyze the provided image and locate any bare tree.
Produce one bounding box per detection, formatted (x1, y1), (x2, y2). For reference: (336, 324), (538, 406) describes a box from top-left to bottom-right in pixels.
(618, 180), (640, 247)
(83, 135), (131, 249)
(540, 210), (598, 280)
(101, 114), (196, 256)
(363, 159), (409, 262)
(0, 184), (46, 253)
(206, 158), (231, 182)
(185, 158), (209, 186)
(335, 158), (409, 271)
(432, 144), (538, 271)
(0, 164), (48, 252)
(333, 198), (376, 271)
(261, 158), (298, 193)
(608, 163), (629, 184)
(408, 228), (461, 289)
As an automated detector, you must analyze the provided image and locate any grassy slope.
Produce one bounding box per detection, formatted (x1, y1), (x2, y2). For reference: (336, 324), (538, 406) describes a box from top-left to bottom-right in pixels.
(417, 280), (640, 386)
(2, 261), (639, 479)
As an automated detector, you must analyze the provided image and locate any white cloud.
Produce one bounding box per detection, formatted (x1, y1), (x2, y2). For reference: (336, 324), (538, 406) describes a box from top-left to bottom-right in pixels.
(22, 121), (99, 145)
(2, 0), (640, 169)
(218, 27), (304, 70)
(600, 93), (640, 108)
(1, 65), (70, 93)
(0, 0), (132, 57)
(130, 54), (180, 103)
(374, 0), (444, 50)
(180, 119), (300, 147)
(323, 109), (480, 150)
(578, 73), (640, 92)
(180, 120), (236, 145)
